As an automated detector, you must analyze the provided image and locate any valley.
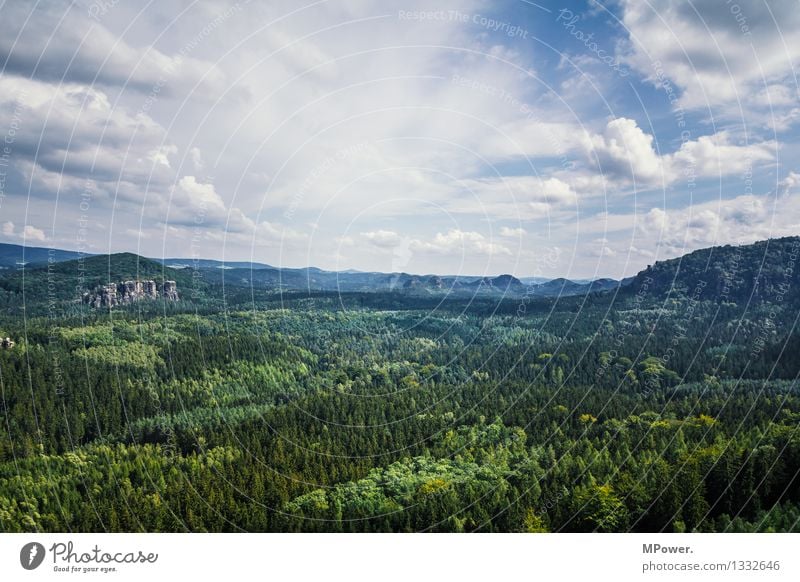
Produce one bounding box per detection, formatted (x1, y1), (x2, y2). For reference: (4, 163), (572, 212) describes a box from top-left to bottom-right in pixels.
(0, 237), (798, 532)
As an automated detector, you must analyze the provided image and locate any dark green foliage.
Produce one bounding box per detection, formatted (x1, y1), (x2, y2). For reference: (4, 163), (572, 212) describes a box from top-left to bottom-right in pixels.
(1, 238), (800, 532)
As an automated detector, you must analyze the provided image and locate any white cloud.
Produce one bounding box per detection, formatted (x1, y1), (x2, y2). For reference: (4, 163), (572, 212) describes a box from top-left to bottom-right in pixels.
(23, 225), (46, 241)
(190, 148), (204, 172)
(168, 176), (254, 235)
(591, 245), (617, 258)
(669, 131), (774, 177)
(579, 118), (775, 191)
(254, 220), (307, 245)
(0, 1), (227, 95)
(583, 117), (663, 183)
(638, 192), (800, 255)
(361, 230), (402, 248)
(335, 235), (355, 247)
(0, 75), (172, 193)
(0, 0), (795, 279)
(149, 146), (177, 169)
(619, 0), (800, 128)
(779, 171), (800, 195)
(0, 221), (46, 242)
(410, 229), (511, 257)
(500, 226), (526, 237)
(629, 246), (654, 258)
(453, 176), (578, 221)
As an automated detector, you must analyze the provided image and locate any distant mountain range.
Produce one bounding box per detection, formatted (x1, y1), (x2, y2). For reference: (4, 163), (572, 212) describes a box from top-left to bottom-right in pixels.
(0, 242), (622, 297)
(0, 242), (91, 267)
(2, 237), (799, 303)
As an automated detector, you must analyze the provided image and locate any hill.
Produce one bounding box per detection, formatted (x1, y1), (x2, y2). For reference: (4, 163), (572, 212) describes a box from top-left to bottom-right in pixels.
(3, 237), (799, 308)
(0, 253), (203, 314)
(158, 257), (276, 270)
(0, 242), (92, 268)
(624, 237), (800, 303)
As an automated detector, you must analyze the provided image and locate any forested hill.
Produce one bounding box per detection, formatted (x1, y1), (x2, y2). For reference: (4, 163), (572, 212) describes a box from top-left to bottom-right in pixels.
(0, 242), (91, 268)
(49, 252), (194, 286)
(2, 237), (800, 311)
(0, 252), (202, 310)
(623, 237), (800, 303)
(0, 236), (799, 533)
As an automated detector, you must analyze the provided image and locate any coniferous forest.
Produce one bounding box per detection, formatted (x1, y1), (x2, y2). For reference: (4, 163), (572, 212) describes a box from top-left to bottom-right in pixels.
(1, 237), (799, 533)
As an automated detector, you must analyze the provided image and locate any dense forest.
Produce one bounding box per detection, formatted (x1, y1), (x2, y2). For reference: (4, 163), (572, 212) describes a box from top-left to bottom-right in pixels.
(0, 237), (799, 532)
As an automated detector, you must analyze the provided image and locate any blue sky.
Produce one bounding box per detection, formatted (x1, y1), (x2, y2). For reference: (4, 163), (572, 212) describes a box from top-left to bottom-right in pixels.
(0, 0), (798, 278)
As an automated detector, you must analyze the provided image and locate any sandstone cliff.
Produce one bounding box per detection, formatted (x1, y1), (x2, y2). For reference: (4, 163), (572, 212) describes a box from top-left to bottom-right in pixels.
(83, 280), (179, 308)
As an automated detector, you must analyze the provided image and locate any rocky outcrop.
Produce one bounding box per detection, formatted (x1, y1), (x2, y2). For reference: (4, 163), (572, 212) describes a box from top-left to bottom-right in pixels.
(162, 280), (179, 301)
(84, 284), (118, 308)
(83, 280), (179, 308)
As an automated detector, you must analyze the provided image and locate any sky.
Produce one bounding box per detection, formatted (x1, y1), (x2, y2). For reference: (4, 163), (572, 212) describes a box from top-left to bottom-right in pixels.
(0, 0), (798, 279)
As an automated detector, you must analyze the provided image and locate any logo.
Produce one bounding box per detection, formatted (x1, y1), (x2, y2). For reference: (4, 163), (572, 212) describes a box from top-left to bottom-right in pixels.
(20, 542), (46, 570)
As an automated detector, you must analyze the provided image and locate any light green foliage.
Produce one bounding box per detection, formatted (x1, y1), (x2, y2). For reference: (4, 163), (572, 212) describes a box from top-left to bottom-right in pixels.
(73, 343), (161, 369)
(1, 239), (800, 532)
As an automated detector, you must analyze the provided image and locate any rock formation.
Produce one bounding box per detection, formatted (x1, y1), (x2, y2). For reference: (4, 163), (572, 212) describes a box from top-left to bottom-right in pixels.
(162, 280), (179, 301)
(83, 280), (179, 308)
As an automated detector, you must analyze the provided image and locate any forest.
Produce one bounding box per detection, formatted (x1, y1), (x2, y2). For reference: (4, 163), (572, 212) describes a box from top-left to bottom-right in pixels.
(0, 237), (799, 532)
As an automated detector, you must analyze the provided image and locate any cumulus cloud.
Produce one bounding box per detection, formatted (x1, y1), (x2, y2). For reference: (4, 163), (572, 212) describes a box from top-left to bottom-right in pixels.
(670, 131), (774, 176)
(168, 176), (255, 234)
(453, 176), (578, 221)
(619, 0), (800, 127)
(361, 230), (402, 248)
(637, 192), (800, 255)
(0, 0), (795, 278)
(0, 1), (227, 95)
(779, 172), (800, 195)
(410, 229), (511, 257)
(591, 245), (617, 258)
(629, 246), (654, 258)
(23, 225), (47, 241)
(581, 117), (775, 190)
(254, 220), (307, 245)
(190, 148), (204, 172)
(0, 221), (46, 242)
(0, 76), (172, 195)
(583, 117), (663, 183)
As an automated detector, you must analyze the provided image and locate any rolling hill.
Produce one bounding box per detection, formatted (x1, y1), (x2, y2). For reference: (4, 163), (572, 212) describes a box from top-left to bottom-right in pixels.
(624, 237), (800, 303)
